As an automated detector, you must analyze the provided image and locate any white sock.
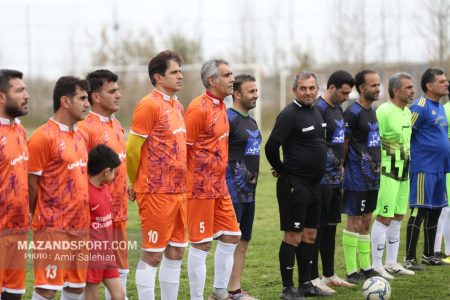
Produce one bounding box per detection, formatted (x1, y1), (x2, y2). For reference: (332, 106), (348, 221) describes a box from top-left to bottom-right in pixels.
(31, 291), (50, 300)
(136, 260), (157, 300)
(435, 207), (448, 253)
(159, 256), (183, 300)
(443, 207), (450, 255)
(187, 246), (209, 300)
(61, 290), (83, 300)
(213, 241), (238, 289)
(105, 270), (129, 300)
(371, 220), (388, 269)
(385, 219), (402, 265)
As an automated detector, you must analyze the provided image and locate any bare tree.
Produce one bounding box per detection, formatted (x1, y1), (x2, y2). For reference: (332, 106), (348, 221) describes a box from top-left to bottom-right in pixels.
(330, 0), (353, 65)
(165, 32), (202, 64)
(420, 0), (450, 68)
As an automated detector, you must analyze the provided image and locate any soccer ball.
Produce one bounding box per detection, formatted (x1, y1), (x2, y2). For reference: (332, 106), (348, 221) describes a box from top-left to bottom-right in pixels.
(361, 276), (391, 300)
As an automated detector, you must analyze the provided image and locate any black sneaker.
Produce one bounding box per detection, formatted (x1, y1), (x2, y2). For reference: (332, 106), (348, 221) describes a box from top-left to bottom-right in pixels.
(346, 271), (364, 284)
(403, 258), (424, 270)
(298, 281), (334, 297)
(422, 254), (450, 266)
(361, 268), (380, 279)
(435, 251), (445, 259)
(280, 286), (304, 300)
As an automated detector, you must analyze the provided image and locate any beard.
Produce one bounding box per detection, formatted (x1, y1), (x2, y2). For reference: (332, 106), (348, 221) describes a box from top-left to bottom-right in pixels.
(364, 92), (379, 102)
(5, 102), (27, 118)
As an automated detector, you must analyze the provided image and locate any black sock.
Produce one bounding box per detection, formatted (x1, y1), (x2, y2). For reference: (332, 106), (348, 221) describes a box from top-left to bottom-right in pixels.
(297, 242), (314, 285)
(320, 224), (337, 277)
(311, 227), (322, 280)
(424, 208), (441, 257)
(406, 208), (425, 260)
(280, 241), (297, 287)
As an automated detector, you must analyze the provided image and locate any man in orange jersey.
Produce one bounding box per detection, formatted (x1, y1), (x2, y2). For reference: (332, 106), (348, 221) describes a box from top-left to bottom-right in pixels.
(78, 69), (129, 299)
(126, 50), (187, 300)
(28, 76), (91, 300)
(0, 69), (30, 300)
(184, 59), (241, 300)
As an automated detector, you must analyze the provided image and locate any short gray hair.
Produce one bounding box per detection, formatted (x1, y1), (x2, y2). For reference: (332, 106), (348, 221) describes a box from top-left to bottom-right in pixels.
(201, 59), (229, 88)
(292, 71), (318, 90)
(388, 72), (412, 98)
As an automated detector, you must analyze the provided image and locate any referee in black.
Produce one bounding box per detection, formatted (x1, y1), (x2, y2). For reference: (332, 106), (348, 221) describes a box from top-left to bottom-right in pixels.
(265, 72), (331, 299)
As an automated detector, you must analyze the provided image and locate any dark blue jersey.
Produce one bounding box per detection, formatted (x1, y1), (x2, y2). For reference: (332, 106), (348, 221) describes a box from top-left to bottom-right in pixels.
(316, 97), (345, 185)
(410, 96), (450, 173)
(343, 102), (381, 191)
(226, 108), (261, 203)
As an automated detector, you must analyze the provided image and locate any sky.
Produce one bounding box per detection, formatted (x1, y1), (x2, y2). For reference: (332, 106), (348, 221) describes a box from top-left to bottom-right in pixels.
(0, 0), (435, 79)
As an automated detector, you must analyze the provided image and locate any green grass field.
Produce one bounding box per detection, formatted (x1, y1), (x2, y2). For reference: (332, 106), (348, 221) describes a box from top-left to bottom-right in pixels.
(21, 149), (450, 299)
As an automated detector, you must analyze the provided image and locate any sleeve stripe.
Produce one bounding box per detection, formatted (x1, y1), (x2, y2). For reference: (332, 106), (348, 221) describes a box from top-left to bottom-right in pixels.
(129, 130), (148, 138)
(29, 171), (43, 176)
(411, 112), (419, 125)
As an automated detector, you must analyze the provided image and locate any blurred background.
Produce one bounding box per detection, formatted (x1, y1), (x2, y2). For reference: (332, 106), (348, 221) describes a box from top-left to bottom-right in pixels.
(1, 0), (449, 130)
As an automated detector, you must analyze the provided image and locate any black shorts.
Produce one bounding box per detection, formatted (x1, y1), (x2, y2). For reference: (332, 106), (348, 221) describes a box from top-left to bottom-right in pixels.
(232, 202), (255, 241)
(320, 184), (342, 226)
(276, 173), (321, 232)
(343, 189), (378, 216)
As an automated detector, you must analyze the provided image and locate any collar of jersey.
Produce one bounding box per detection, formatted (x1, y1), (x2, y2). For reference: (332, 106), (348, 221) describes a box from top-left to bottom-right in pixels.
(205, 91), (224, 105)
(293, 99), (303, 108)
(89, 111), (115, 123)
(0, 117), (20, 126)
(154, 89), (178, 102)
(49, 117), (77, 132)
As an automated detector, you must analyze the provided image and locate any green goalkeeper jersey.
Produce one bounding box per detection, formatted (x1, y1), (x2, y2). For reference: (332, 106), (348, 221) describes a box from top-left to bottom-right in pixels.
(376, 101), (412, 181)
(444, 102), (450, 138)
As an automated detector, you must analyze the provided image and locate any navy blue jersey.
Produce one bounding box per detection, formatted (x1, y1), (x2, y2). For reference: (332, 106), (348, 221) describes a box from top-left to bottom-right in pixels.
(226, 108), (261, 203)
(410, 96), (450, 173)
(316, 97), (345, 185)
(343, 102), (381, 191)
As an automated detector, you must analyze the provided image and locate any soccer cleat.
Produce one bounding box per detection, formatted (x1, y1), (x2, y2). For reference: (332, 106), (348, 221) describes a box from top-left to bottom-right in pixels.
(361, 268), (381, 280)
(209, 288), (231, 300)
(229, 290), (259, 300)
(311, 278), (336, 294)
(322, 274), (355, 287)
(298, 281), (334, 297)
(346, 271), (364, 284)
(442, 256), (450, 264)
(385, 262), (415, 275)
(403, 258), (424, 270)
(374, 267), (394, 280)
(434, 251), (445, 259)
(280, 286), (304, 300)
(422, 254), (450, 266)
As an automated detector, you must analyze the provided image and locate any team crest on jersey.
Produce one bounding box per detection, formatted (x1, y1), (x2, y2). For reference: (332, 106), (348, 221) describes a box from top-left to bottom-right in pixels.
(367, 122), (380, 147)
(1, 136), (6, 146)
(244, 130), (261, 156)
(103, 133), (110, 144)
(59, 140), (66, 151)
(331, 119), (345, 144)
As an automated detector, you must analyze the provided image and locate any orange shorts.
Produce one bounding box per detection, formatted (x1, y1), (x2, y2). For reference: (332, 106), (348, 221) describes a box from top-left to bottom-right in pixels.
(0, 232), (27, 294)
(112, 220), (128, 271)
(136, 193), (188, 252)
(187, 195), (241, 243)
(33, 230), (89, 290)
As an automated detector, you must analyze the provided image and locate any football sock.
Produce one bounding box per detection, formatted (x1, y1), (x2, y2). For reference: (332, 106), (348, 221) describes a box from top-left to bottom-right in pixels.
(320, 225), (337, 278)
(213, 241), (237, 289)
(435, 206), (450, 253)
(444, 208), (450, 255)
(311, 227), (323, 279)
(297, 242), (314, 285)
(60, 290), (83, 300)
(135, 260), (157, 300)
(279, 241), (297, 287)
(31, 292), (50, 300)
(187, 246), (208, 300)
(342, 230), (359, 275)
(406, 208), (425, 260)
(424, 208), (441, 257)
(385, 219), (401, 265)
(159, 256), (182, 300)
(358, 234), (371, 270)
(371, 220), (387, 269)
